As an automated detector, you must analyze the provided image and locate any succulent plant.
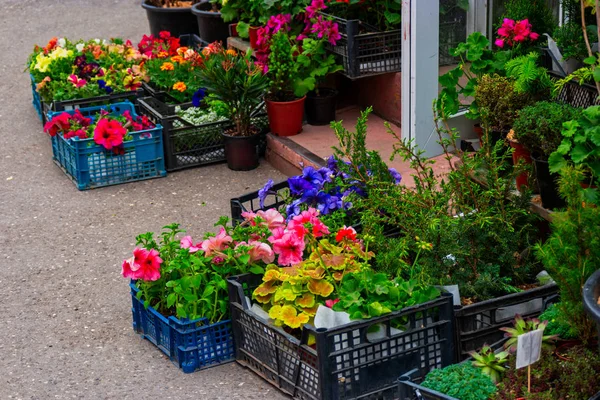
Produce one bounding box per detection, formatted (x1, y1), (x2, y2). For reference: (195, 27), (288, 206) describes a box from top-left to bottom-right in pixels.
(500, 314), (558, 353)
(469, 345), (510, 383)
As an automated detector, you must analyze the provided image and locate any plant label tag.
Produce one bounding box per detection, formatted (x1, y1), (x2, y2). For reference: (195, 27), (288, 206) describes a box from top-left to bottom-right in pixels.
(516, 329), (543, 369)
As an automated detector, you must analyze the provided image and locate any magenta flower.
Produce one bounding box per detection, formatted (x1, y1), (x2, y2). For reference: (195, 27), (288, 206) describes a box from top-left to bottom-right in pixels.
(180, 235), (201, 253)
(310, 16), (341, 45)
(268, 227), (286, 243)
(68, 74), (87, 88)
(495, 39), (505, 48)
(306, 0), (327, 19)
(122, 248), (163, 281)
(325, 298), (340, 308)
(495, 18), (538, 48)
(289, 208), (330, 238)
(201, 227), (233, 256)
(271, 230), (306, 266)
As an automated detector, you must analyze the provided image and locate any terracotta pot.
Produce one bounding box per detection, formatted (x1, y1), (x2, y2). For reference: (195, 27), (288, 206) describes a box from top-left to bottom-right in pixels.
(265, 96), (306, 136)
(474, 124), (483, 147)
(249, 26), (260, 49)
(229, 23), (239, 37)
(509, 140), (532, 192)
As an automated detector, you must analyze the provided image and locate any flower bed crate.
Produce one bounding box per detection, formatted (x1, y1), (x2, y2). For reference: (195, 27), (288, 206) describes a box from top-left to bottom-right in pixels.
(453, 283), (559, 361)
(31, 74), (43, 122)
(137, 96), (268, 171)
(323, 13), (401, 79)
(550, 71), (600, 108)
(130, 282), (235, 373)
(227, 273), (456, 400)
(48, 102), (167, 190)
(397, 367), (600, 400)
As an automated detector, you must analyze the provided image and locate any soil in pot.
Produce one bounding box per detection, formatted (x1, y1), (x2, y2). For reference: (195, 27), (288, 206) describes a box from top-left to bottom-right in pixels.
(531, 154), (566, 210)
(142, 0), (199, 37)
(265, 95), (306, 137)
(222, 126), (260, 171)
(192, 1), (229, 44)
(305, 89), (337, 126)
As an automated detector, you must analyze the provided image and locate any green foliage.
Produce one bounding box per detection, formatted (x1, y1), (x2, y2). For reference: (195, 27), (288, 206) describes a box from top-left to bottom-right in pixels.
(470, 345), (510, 383)
(474, 74), (534, 131)
(422, 363), (497, 400)
(535, 166), (600, 342)
(296, 37), (343, 92)
(504, 52), (552, 99)
(437, 32), (510, 118)
(195, 49), (268, 136)
(499, 0), (557, 38)
(500, 315), (557, 353)
(267, 30), (314, 100)
(512, 101), (582, 158)
(539, 303), (579, 339)
(553, 21), (590, 61)
(325, 0), (403, 31)
(332, 270), (440, 320)
(133, 221), (270, 323)
(549, 105), (600, 189)
(493, 347), (600, 400)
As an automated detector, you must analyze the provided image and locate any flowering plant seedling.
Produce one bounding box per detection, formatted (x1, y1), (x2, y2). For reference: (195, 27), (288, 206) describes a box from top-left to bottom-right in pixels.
(43, 108), (155, 152)
(469, 345), (510, 383)
(500, 315), (558, 353)
(29, 36), (146, 103)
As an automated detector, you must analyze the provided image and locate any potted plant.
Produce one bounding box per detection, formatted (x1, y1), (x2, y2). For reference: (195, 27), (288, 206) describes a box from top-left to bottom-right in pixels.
(222, 0), (264, 48)
(195, 46), (269, 170)
(512, 101), (582, 207)
(142, 0), (201, 38)
(552, 21), (590, 74)
(583, 269), (600, 349)
(191, 0), (230, 44)
(297, 0), (343, 125)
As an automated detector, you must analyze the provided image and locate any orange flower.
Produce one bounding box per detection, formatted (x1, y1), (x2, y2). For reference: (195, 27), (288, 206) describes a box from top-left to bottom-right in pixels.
(170, 55), (184, 64)
(160, 62), (174, 71)
(226, 49), (238, 56)
(172, 82), (187, 92)
(176, 46), (189, 55)
(157, 51), (169, 58)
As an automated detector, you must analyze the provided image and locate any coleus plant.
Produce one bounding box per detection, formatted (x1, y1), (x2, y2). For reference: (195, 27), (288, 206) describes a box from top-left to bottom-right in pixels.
(252, 213), (374, 329)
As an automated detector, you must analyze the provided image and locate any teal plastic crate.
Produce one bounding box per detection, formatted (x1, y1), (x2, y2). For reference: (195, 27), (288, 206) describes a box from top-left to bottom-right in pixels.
(48, 102), (166, 190)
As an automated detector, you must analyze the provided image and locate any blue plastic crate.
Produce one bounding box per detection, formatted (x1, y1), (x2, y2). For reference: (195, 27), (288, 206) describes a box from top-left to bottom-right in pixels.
(47, 102), (167, 190)
(30, 74), (43, 123)
(130, 282), (235, 373)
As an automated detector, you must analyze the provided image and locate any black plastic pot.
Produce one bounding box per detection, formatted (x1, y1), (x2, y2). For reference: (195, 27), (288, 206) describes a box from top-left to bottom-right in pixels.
(222, 132), (259, 171)
(532, 154), (566, 210)
(305, 88), (338, 126)
(141, 0), (199, 38)
(583, 269), (600, 353)
(192, 1), (229, 44)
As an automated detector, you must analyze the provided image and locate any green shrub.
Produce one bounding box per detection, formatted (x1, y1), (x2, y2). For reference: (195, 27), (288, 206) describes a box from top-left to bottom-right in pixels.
(553, 22), (589, 61)
(422, 363), (497, 400)
(512, 101), (582, 158)
(539, 303), (579, 340)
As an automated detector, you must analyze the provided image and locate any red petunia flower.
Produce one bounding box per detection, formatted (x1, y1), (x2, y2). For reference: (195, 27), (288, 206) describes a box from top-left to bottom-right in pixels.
(44, 113), (71, 137)
(93, 118), (127, 150)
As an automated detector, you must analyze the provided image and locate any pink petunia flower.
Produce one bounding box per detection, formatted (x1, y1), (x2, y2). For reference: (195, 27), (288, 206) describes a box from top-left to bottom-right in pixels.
(180, 235), (201, 253)
(248, 240), (275, 264)
(122, 248), (163, 281)
(271, 230), (306, 266)
(68, 74), (87, 88)
(289, 208), (329, 238)
(256, 209), (285, 230)
(201, 227), (233, 256)
(325, 298), (340, 308)
(93, 119), (127, 150)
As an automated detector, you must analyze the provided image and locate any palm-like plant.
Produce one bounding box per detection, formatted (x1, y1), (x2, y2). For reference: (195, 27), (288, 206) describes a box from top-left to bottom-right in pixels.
(195, 47), (269, 136)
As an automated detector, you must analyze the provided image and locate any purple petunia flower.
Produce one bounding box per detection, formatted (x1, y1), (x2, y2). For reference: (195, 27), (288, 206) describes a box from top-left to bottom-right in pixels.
(192, 88), (206, 107)
(258, 179), (274, 209)
(288, 176), (316, 196)
(389, 167), (402, 184)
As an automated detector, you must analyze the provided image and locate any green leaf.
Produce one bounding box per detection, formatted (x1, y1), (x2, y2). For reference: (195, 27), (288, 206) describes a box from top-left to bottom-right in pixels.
(571, 144), (591, 163)
(182, 293), (198, 302)
(584, 56), (597, 65)
(548, 151), (568, 174)
(384, 11), (401, 25)
(167, 293), (177, 308)
(202, 285), (215, 298)
(238, 254), (251, 265)
(593, 67), (600, 83)
(249, 265), (265, 274)
(236, 21), (249, 38)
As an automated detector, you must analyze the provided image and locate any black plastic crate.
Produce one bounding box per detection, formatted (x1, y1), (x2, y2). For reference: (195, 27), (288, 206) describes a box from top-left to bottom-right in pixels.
(138, 96), (268, 171)
(227, 273), (456, 400)
(453, 283), (559, 361)
(323, 13), (400, 79)
(41, 88), (144, 126)
(230, 180), (290, 223)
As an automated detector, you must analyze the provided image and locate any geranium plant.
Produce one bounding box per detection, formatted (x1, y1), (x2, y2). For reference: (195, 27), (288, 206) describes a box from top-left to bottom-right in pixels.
(494, 18), (540, 49)
(29, 37), (146, 103)
(43, 108), (155, 152)
(195, 46), (269, 136)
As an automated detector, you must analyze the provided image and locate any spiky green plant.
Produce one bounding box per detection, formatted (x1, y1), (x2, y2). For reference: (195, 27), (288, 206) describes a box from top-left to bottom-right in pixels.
(499, 314), (558, 353)
(469, 345), (510, 383)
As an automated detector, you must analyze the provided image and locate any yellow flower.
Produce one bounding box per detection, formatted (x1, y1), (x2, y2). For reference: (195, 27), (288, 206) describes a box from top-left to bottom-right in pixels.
(49, 47), (72, 60)
(172, 82), (187, 92)
(160, 62), (175, 71)
(226, 49), (237, 56)
(34, 53), (52, 72)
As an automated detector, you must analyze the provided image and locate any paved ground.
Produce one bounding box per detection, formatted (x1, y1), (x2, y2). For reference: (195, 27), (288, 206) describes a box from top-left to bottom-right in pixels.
(0, 1), (288, 398)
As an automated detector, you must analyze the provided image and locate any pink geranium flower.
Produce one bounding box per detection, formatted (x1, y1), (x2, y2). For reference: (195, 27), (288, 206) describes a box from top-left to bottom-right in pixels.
(93, 119), (127, 150)
(180, 236), (201, 253)
(201, 227), (233, 256)
(289, 208), (330, 238)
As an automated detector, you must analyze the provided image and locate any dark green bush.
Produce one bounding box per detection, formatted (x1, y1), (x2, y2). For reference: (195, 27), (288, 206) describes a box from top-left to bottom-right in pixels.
(539, 302), (579, 340)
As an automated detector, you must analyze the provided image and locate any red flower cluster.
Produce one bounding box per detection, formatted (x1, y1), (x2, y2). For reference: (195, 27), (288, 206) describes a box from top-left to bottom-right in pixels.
(43, 110), (92, 140)
(495, 19), (539, 48)
(93, 119), (127, 150)
(138, 31), (180, 58)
